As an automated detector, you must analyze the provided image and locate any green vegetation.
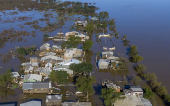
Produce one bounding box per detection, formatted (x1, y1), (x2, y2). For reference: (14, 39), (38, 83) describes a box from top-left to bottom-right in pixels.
(143, 88), (155, 99)
(129, 45), (143, 62)
(84, 22), (94, 33)
(131, 76), (141, 85)
(70, 62), (93, 74)
(117, 57), (129, 70)
(101, 88), (125, 106)
(0, 69), (13, 87)
(132, 55), (143, 63)
(11, 83), (19, 89)
(49, 70), (69, 84)
(61, 36), (81, 48)
(76, 76), (96, 96)
(82, 40), (94, 51)
(17, 45), (36, 56)
(134, 64), (147, 74)
(98, 11), (109, 20)
(43, 34), (49, 38)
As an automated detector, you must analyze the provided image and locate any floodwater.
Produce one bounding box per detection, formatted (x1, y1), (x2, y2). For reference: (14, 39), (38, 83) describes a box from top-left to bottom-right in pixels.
(0, 0), (170, 106)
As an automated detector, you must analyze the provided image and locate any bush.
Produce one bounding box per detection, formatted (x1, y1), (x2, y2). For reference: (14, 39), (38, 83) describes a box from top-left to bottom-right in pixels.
(143, 88), (155, 99)
(43, 34), (49, 38)
(155, 86), (167, 96)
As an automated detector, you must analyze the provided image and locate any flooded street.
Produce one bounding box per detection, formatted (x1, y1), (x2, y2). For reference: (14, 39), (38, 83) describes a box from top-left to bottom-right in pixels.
(0, 0), (170, 106)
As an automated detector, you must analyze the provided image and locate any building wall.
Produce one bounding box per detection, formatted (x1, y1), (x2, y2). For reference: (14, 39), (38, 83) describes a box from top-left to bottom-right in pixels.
(23, 88), (51, 93)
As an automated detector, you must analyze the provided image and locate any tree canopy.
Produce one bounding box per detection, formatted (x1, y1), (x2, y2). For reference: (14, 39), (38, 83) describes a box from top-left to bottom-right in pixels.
(84, 22), (94, 33)
(17, 45), (36, 56)
(70, 62), (93, 74)
(0, 69), (13, 87)
(143, 88), (155, 99)
(101, 88), (125, 106)
(98, 11), (109, 20)
(76, 76), (96, 96)
(82, 40), (94, 51)
(49, 70), (69, 84)
(61, 36), (81, 48)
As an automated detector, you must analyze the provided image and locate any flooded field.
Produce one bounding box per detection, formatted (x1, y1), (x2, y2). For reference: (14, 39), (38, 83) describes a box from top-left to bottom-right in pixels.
(0, 0), (170, 106)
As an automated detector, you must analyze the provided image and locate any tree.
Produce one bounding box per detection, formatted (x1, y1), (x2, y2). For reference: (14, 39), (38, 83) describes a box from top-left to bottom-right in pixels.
(129, 45), (139, 57)
(98, 11), (109, 20)
(143, 88), (155, 99)
(155, 86), (167, 96)
(165, 95), (170, 103)
(76, 76), (96, 96)
(142, 73), (157, 83)
(150, 81), (161, 89)
(61, 36), (81, 48)
(84, 22), (94, 33)
(82, 40), (94, 51)
(109, 21), (114, 26)
(132, 55), (143, 63)
(49, 70), (69, 84)
(123, 35), (127, 39)
(131, 76), (141, 85)
(70, 62), (93, 74)
(134, 64), (147, 74)
(43, 34), (49, 38)
(117, 57), (129, 70)
(101, 88), (125, 106)
(0, 69), (13, 87)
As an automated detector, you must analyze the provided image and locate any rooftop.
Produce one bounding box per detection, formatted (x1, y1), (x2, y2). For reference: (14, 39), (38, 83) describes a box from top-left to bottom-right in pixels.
(20, 100), (41, 106)
(24, 74), (42, 82)
(46, 95), (62, 103)
(12, 72), (20, 77)
(44, 52), (56, 56)
(22, 82), (51, 89)
(62, 102), (91, 106)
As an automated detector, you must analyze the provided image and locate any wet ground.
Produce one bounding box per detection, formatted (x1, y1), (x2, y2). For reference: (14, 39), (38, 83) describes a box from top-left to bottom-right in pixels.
(0, 0), (170, 106)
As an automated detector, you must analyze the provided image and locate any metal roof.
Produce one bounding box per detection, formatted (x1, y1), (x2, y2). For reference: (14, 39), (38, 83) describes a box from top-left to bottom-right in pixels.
(20, 100), (41, 106)
(22, 82), (51, 89)
(46, 95), (62, 103)
(62, 102), (91, 106)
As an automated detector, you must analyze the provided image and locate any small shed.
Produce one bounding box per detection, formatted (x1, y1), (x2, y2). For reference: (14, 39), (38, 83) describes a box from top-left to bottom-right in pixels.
(46, 95), (62, 106)
(40, 43), (51, 51)
(25, 66), (34, 74)
(62, 102), (92, 106)
(102, 51), (113, 58)
(106, 83), (120, 92)
(12, 72), (20, 83)
(30, 57), (38, 63)
(75, 21), (88, 27)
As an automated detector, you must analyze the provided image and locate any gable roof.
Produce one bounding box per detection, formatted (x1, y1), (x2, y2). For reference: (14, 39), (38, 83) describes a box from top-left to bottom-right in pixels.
(24, 74), (42, 82)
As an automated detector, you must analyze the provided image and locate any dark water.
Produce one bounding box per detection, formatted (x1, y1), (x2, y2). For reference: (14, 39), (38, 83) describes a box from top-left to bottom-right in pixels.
(0, 0), (170, 106)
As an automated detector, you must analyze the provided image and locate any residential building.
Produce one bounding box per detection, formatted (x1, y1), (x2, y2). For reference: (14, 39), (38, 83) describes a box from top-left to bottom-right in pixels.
(65, 31), (79, 37)
(123, 85), (143, 98)
(63, 48), (83, 59)
(25, 66), (34, 74)
(41, 55), (63, 62)
(62, 102), (92, 106)
(40, 43), (51, 51)
(105, 83), (120, 92)
(102, 51), (113, 58)
(46, 95), (62, 106)
(23, 74), (42, 82)
(22, 82), (51, 93)
(52, 45), (65, 52)
(75, 21), (88, 27)
(98, 59), (110, 69)
(57, 58), (79, 68)
(30, 57), (38, 63)
(21, 62), (39, 67)
(141, 98), (153, 106)
(91, 17), (99, 21)
(12, 72), (20, 83)
(20, 100), (41, 106)
(39, 67), (52, 76)
(44, 52), (56, 56)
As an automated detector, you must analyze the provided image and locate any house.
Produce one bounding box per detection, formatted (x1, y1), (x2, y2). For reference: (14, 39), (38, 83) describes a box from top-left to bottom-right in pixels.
(46, 95), (62, 106)
(30, 57), (38, 63)
(52, 45), (65, 52)
(75, 21), (88, 27)
(23, 74), (42, 82)
(65, 31), (79, 37)
(0, 102), (17, 106)
(105, 83), (120, 92)
(25, 66), (34, 74)
(123, 85), (143, 98)
(38, 62), (53, 76)
(57, 58), (80, 68)
(39, 67), (52, 76)
(44, 52), (56, 56)
(40, 43), (51, 51)
(41, 55), (63, 62)
(22, 82), (51, 93)
(12, 72), (20, 83)
(53, 67), (73, 76)
(98, 59), (110, 69)
(110, 60), (119, 69)
(62, 102), (91, 106)
(57, 33), (64, 37)
(102, 51), (113, 58)
(21, 62), (39, 67)
(63, 48), (83, 59)
(39, 52), (46, 57)
(20, 100), (41, 106)
(113, 95), (144, 106)
(75, 34), (86, 41)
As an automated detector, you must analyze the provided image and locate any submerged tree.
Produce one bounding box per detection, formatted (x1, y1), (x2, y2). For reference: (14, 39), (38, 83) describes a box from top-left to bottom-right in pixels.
(82, 40), (94, 51)
(98, 11), (109, 20)
(101, 88), (125, 106)
(70, 62), (93, 74)
(143, 88), (155, 99)
(0, 69), (13, 87)
(84, 22), (94, 33)
(76, 76), (96, 96)
(61, 36), (81, 48)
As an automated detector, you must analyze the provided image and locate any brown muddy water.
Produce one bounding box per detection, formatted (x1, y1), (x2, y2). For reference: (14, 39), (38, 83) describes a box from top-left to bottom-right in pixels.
(0, 0), (170, 106)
